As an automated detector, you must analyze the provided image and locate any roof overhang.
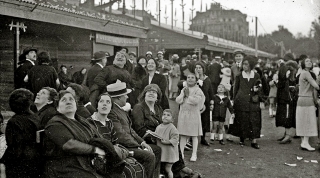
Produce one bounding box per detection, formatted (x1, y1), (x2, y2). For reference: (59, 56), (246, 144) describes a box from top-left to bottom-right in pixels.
(0, 0), (148, 38)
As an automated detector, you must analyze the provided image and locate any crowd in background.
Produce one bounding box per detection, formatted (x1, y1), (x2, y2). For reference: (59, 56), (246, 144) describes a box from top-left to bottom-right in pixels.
(0, 46), (319, 178)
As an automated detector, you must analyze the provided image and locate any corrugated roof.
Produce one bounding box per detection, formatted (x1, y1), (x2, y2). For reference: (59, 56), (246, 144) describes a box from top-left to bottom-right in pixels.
(17, 0), (147, 30)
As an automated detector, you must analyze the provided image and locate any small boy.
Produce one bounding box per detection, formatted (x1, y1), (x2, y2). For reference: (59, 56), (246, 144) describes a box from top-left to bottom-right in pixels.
(154, 109), (179, 178)
(210, 84), (235, 145)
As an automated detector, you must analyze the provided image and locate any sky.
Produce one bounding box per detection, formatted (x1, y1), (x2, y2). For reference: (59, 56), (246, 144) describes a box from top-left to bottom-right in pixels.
(97, 0), (320, 37)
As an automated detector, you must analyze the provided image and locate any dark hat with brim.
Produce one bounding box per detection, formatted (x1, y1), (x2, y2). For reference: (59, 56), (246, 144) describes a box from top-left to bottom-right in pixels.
(18, 47), (37, 63)
(92, 51), (106, 61)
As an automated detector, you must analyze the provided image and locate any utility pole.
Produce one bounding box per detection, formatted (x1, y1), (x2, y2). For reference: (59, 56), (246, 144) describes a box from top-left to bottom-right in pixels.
(180, 0), (186, 32)
(164, 5), (168, 24)
(9, 21), (27, 84)
(255, 16), (258, 57)
(159, 0), (161, 26)
(190, 0), (195, 34)
(122, 0), (126, 14)
(142, 0), (144, 16)
(171, 0), (174, 29)
(174, 8), (178, 27)
(130, 0), (136, 18)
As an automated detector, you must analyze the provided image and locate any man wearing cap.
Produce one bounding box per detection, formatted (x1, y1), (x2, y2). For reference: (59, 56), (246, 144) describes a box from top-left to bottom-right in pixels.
(156, 51), (171, 75)
(14, 47), (37, 89)
(107, 81), (161, 178)
(207, 56), (222, 94)
(231, 49), (245, 84)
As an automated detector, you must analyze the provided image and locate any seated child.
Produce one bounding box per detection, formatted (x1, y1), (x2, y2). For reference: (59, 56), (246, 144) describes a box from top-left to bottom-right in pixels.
(210, 84), (235, 145)
(154, 109), (179, 178)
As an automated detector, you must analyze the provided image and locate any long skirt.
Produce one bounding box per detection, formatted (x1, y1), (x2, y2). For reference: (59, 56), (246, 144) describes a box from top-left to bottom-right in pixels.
(296, 97), (318, 136)
(275, 101), (296, 128)
(229, 110), (261, 139)
(201, 106), (211, 133)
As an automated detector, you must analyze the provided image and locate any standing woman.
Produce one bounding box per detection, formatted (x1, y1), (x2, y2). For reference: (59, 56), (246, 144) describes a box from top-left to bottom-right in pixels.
(169, 56), (181, 99)
(229, 56), (263, 149)
(194, 62), (214, 146)
(275, 60), (299, 143)
(141, 58), (170, 110)
(131, 56), (148, 106)
(296, 58), (319, 151)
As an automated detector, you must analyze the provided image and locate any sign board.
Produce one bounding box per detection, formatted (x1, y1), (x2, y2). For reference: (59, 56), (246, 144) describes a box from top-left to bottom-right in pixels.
(96, 33), (139, 47)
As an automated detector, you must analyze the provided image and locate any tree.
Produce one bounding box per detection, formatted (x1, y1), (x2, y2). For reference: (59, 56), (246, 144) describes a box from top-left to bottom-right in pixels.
(311, 16), (320, 58)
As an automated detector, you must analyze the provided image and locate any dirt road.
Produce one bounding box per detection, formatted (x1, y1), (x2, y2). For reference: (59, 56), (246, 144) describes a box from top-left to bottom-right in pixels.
(169, 100), (320, 178)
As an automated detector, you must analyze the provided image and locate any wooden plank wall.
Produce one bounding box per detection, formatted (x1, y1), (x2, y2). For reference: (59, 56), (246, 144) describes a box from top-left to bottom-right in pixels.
(0, 26), (92, 111)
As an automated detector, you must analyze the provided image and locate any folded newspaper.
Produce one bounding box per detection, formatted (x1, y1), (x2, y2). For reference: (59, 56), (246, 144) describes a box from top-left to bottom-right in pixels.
(146, 130), (163, 140)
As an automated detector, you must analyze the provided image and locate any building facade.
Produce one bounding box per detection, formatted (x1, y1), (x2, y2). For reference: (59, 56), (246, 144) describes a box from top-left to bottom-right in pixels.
(190, 3), (249, 44)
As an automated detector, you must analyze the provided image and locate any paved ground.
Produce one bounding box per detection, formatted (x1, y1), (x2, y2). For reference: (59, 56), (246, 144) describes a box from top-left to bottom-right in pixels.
(168, 100), (320, 178)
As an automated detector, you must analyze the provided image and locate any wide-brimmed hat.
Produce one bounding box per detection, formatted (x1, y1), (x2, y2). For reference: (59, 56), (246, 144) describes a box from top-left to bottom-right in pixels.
(107, 81), (132, 97)
(157, 51), (164, 56)
(233, 49), (245, 55)
(92, 51), (106, 61)
(19, 47), (37, 63)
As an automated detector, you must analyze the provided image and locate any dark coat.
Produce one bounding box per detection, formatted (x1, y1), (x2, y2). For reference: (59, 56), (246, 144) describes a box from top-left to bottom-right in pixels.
(141, 73), (170, 110)
(86, 64), (103, 89)
(27, 65), (58, 95)
(72, 70), (86, 85)
(131, 64), (148, 106)
(131, 101), (163, 141)
(207, 62), (222, 94)
(2, 112), (42, 178)
(233, 72), (261, 112)
(212, 94), (234, 118)
(108, 104), (144, 148)
(58, 71), (72, 89)
(125, 60), (134, 75)
(14, 60), (34, 89)
(229, 72), (262, 139)
(199, 77), (215, 132)
(44, 114), (103, 178)
(36, 104), (57, 129)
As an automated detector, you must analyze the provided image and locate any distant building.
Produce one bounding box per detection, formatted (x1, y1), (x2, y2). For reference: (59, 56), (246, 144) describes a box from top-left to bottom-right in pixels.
(189, 3), (249, 44)
(118, 8), (157, 21)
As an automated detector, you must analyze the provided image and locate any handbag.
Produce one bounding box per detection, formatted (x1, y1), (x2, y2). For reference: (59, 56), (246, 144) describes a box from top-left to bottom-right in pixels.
(251, 94), (260, 103)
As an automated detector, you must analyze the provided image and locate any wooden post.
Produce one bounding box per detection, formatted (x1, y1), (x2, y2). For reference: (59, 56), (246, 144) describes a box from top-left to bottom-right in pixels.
(9, 21), (27, 85)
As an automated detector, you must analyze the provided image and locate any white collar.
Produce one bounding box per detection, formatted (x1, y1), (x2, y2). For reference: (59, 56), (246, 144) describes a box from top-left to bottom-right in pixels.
(242, 71), (255, 79)
(128, 59), (133, 63)
(96, 63), (103, 68)
(114, 103), (124, 111)
(91, 112), (109, 126)
(26, 59), (35, 66)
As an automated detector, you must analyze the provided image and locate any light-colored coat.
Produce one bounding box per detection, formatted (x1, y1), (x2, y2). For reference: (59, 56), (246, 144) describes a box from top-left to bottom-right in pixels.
(176, 85), (205, 136)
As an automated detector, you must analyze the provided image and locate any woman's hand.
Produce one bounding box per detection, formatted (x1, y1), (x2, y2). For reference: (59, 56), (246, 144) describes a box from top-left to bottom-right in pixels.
(253, 86), (259, 92)
(200, 105), (206, 113)
(141, 141), (153, 153)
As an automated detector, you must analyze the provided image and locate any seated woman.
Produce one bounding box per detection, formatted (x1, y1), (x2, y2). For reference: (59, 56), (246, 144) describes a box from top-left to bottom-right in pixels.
(2, 89), (42, 177)
(132, 84), (195, 177)
(66, 83), (92, 118)
(34, 87), (58, 129)
(44, 90), (107, 178)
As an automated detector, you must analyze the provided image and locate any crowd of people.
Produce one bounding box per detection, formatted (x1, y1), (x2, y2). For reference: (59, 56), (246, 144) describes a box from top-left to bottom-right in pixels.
(0, 46), (319, 178)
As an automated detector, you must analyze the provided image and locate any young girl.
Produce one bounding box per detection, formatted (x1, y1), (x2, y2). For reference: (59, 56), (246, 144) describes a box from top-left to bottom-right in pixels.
(154, 109), (179, 178)
(210, 84), (235, 145)
(268, 72), (278, 117)
(176, 73), (205, 162)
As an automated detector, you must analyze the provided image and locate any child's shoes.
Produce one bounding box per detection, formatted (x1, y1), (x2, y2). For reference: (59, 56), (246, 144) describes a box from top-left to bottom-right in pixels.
(190, 154), (197, 162)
